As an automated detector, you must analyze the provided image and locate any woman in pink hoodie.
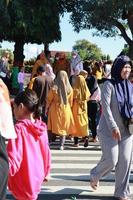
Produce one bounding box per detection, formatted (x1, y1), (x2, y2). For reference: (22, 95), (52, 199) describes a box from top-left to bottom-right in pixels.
(7, 89), (51, 200)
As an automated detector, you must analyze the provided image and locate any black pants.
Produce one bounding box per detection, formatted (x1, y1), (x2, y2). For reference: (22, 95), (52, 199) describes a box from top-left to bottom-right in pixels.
(87, 100), (101, 139)
(0, 135), (9, 200)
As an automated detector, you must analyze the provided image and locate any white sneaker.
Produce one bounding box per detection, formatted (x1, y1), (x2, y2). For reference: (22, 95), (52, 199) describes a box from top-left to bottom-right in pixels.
(60, 146), (64, 150)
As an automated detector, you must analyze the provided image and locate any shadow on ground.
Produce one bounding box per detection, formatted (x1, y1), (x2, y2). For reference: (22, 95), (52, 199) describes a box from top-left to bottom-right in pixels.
(6, 194), (116, 200)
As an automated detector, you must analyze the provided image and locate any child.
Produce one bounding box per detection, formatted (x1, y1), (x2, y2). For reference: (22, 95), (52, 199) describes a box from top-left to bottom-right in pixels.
(17, 66), (25, 93)
(0, 78), (16, 200)
(7, 89), (51, 200)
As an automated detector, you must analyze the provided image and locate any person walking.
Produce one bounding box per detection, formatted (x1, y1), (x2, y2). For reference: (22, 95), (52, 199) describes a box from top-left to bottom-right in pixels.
(46, 70), (74, 150)
(85, 66), (101, 142)
(17, 66), (25, 93)
(71, 75), (90, 147)
(7, 89), (51, 200)
(90, 55), (133, 200)
(52, 52), (71, 77)
(31, 51), (49, 78)
(70, 51), (83, 86)
(70, 51), (83, 76)
(0, 78), (16, 200)
(32, 65), (54, 123)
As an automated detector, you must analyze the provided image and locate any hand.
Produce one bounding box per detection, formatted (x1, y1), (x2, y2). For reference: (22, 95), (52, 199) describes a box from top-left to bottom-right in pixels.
(112, 128), (121, 141)
(44, 175), (49, 182)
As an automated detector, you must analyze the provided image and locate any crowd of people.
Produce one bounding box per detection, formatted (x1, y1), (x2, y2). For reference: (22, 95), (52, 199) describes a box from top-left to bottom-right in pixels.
(0, 50), (133, 200)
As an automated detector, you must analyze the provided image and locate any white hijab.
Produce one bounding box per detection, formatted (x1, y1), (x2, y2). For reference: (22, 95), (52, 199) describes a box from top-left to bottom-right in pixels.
(71, 51), (83, 75)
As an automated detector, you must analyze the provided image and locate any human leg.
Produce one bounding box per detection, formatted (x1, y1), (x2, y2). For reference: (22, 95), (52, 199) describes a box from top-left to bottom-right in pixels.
(74, 137), (79, 147)
(60, 135), (66, 150)
(87, 101), (98, 140)
(114, 135), (133, 199)
(90, 133), (118, 189)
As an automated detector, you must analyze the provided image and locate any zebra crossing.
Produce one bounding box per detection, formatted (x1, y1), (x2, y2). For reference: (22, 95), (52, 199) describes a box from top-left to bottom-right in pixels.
(7, 138), (133, 200)
(41, 138), (133, 199)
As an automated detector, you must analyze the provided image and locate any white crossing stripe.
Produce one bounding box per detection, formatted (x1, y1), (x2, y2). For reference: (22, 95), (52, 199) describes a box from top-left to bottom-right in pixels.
(52, 156), (101, 161)
(52, 163), (99, 169)
(52, 149), (102, 155)
(40, 185), (121, 195)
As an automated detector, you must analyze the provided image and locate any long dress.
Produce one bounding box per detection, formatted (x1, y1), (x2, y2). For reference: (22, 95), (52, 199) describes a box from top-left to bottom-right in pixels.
(72, 89), (90, 137)
(47, 88), (74, 136)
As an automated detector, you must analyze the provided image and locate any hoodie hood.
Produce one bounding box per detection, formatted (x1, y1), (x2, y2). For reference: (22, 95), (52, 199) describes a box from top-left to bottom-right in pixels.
(18, 119), (47, 140)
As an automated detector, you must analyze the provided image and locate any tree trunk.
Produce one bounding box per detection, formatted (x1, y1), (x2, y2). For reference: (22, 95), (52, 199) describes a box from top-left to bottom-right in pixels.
(128, 43), (133, 60)
(13, 39), (25, 67)
(44, 43), (49, 52)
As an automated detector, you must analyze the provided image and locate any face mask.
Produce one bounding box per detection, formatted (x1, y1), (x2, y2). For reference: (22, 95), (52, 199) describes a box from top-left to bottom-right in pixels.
(72, 55), (77, 59)
(55, 57), (59, 60)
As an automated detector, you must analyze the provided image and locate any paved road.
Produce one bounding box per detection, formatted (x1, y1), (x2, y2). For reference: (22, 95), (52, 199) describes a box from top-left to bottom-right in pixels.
(6, 138), (133, 200)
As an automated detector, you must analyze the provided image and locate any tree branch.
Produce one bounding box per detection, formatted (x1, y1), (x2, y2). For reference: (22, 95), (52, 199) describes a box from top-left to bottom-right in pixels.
(112, 19), (132, 45)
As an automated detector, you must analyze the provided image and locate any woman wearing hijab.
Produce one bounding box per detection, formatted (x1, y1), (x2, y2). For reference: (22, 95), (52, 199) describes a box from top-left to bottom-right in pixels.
(0, 78), (16, 199)
(46, 70), (74, 150)
(52, 53), (71, 77)
(44, 64), (55, 82)
(71, 75), (90, 147)
(70, 51), (83, 76)
(31, 51), (49, 79)
(70, 51), (83, 86)
(90, 55), (133, 200)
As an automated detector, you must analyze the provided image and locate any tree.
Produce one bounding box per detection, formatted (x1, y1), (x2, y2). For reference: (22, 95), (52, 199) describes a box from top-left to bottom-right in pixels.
(120, 44), (129, 56)
(0, 0), (62, 66)
(72, 39), (103, 60)
(64, 1), (133, 59)
(0, 48), (13, 60)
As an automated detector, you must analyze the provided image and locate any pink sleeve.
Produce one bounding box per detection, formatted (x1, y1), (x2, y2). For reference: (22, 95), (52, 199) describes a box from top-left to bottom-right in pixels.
(44, 143), (51, 178)
(40, 129), (51, 178)
(7, 125), (23, 176)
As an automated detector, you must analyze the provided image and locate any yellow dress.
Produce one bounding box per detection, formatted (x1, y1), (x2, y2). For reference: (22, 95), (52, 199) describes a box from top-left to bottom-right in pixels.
(47, 88), (74, 136)
(72, 89), (90, 137)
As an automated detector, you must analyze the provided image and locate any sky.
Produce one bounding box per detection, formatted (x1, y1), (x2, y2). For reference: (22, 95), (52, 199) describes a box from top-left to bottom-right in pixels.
(1, 13), (126, 61)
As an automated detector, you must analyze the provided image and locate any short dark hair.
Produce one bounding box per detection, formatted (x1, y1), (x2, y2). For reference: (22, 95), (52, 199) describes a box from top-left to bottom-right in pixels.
(14, 89), (41, 118)
(37, 65), (45, 73)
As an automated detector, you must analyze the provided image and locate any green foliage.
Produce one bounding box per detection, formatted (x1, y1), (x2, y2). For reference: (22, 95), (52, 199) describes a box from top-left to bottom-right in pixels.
(64, 0), (133, 59)
(72, 39), (103, 60)
(121, 44), (129, 55)
(0, 0), (62, 44)
(24, 65), (32, 73)
(65, 1), (133, 35)
(0, 48), (13, 59)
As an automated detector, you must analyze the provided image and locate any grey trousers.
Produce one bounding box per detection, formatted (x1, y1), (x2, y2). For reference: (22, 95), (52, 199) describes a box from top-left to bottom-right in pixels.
(90, 133), (133, 198)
